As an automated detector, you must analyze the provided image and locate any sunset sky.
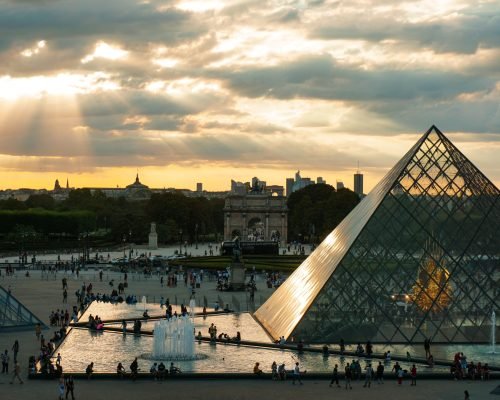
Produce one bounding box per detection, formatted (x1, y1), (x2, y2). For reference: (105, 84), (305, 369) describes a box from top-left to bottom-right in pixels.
(0, 0), (499, 192)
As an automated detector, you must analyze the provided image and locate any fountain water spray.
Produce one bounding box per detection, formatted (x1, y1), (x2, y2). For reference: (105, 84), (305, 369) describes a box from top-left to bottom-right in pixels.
(136, 295), (147, 310)
(152, 316), (196, 360)
(491, 310), (496, 354)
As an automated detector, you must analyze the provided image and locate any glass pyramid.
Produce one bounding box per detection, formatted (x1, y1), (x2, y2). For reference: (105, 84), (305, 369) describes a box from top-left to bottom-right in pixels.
(0, 285), (46, 331)
(254, 126), (499, 344)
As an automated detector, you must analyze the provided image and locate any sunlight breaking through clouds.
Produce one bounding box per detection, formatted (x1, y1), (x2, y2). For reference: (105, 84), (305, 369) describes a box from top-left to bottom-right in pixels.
(0, 73), (120, 100)
(0, 0), (498, 190)
(81, 41), (129, 64)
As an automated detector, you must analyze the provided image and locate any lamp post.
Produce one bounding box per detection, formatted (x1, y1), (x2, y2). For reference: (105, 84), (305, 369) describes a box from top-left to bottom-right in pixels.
(129, 229), (132, 259)
(195, 223), (198, 250)
(179, 229), (183, 254)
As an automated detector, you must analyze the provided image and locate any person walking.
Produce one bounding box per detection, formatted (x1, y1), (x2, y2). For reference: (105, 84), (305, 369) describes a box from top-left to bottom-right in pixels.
(345, 363), (353, 389)
(58, 376), (65, 400)
(464, 390), (470, 400)
(12, 340), (19, 364)
(329, 364), (340, 388)
(9, 362), (23, 384)
(1, 349), (9, 373)
(292, 362), (303, 385)
(65, 375), (75, 400)
(363, 363), (373, 388)
(376, 361), (384, 384)
(410, 364), (417, 386)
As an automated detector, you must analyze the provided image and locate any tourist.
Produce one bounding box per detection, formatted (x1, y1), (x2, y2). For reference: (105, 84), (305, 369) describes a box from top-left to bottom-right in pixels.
(122, 320), (127, 334)
(376, 361), (384, 384)
(35, 323), (42, 340)
(117, 362), (126, 378)
(58, 375), (65, 400)
(1, 349), (9, 373)
(9, 362), (23, 384)
(130, 357), (139, 381)
(169, 362), (181, 374)
(65, 375), (75, 399)
(56, 352), (62, 366)
(157, 362), (167, 380)
(410, 364), (417, 386)
(278, 363), (286, 380)
(12, 340), (19, 364)
(253, 362), (263, 375)
(329, 364), (340, 388)
(424, 338), (431, 359)
(464, 390), (470, 400)
(366, 341), (373, 357)
(392, 361), (401, 376)
(271, 361), (278, 380)
(339, 338), (345, 355)
(363, 363), (372, 387)
(85, 362), (94, 379)
(150, 362), (158, 380)
(397, 367), (404, 385)
(292, 362), (303, 385)
(344, 363), (352, 389)
(385, 350), (391, 362)
(427, 354), (434, 367)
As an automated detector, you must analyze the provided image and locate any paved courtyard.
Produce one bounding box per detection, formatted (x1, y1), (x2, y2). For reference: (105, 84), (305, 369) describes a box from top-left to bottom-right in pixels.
(0, 253), (497, 400)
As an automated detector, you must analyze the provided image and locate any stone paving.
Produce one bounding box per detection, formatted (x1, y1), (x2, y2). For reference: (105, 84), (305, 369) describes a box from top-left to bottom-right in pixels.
(0, 257), (497, 400)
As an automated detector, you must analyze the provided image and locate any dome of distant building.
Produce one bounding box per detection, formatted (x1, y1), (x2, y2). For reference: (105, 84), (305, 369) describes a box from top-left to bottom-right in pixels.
(126, 173), (149, 189)
(125, 173), (151, 200)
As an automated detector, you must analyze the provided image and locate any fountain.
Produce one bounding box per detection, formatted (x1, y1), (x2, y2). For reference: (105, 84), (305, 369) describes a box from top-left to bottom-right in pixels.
(136, 295), (147, 310)
(152, 316), (198, 360)
(491, 310), (496, 354)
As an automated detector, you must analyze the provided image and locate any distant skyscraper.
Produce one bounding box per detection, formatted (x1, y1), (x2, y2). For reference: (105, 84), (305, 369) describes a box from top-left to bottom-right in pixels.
(336, 181), (344, 190)
(286, 178), (294, 197)
(354, 168), (364, 196)
(196, 182), (203, 192)
(317, 177), (325, 184)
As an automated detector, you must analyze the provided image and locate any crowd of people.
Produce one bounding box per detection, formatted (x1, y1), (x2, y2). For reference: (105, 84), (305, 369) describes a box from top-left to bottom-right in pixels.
(451, 352), (491, 380)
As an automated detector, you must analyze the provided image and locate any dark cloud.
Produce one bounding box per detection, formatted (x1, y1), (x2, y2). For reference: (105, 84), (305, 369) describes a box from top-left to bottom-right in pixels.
(216, 55), (495, 102)
(311, 11), (500, 54)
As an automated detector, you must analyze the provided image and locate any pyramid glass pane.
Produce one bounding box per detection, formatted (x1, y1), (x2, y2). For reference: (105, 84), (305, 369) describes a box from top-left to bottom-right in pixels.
(254, 126), (500, 344)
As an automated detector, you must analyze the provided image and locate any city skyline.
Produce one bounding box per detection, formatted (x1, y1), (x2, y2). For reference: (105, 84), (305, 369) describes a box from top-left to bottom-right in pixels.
(1, 0), (499, 192)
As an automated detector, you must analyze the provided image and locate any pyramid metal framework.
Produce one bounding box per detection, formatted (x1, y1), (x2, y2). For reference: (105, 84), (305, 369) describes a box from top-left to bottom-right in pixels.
(254, 126), (499, 344)
(0, 285), (46, 331)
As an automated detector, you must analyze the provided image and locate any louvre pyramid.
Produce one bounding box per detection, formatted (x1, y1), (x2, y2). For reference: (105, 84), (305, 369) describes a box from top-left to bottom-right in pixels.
(254, 126), (499, 344)
(0, 285), (45, 331)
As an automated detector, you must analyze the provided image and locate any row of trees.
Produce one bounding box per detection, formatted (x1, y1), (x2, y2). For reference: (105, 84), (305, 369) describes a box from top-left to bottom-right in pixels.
(287, 184), (360, 243)
(0, 184), (360, 250)
(0, 190), (224, 249)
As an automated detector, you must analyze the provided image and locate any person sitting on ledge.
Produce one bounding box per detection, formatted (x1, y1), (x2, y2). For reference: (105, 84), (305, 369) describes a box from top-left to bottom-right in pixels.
(233, 331), (241, 342)
(130, 357), (139, 381)
(85, 362), (94, 379)
(253, 362), (263, 375)
(169, 362), (181, 374)
(196, 331), (202, 340)
(427, 354), (434, 367)
(117, 362), (126, 378)
(150, 362), (158, 380)
(385, 351), (391, 362)
(157, 362), (167, 380)
(143, 310), (150, 318)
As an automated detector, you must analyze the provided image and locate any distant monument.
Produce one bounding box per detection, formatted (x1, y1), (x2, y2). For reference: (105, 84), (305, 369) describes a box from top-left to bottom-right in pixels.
(229, 237), (246, 291)
(148, 223), (158, 249)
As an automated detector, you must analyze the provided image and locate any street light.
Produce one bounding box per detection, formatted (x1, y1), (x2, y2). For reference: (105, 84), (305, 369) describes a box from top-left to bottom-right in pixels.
(195, 223), (198, 249)
(179, 229), (183, 254)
